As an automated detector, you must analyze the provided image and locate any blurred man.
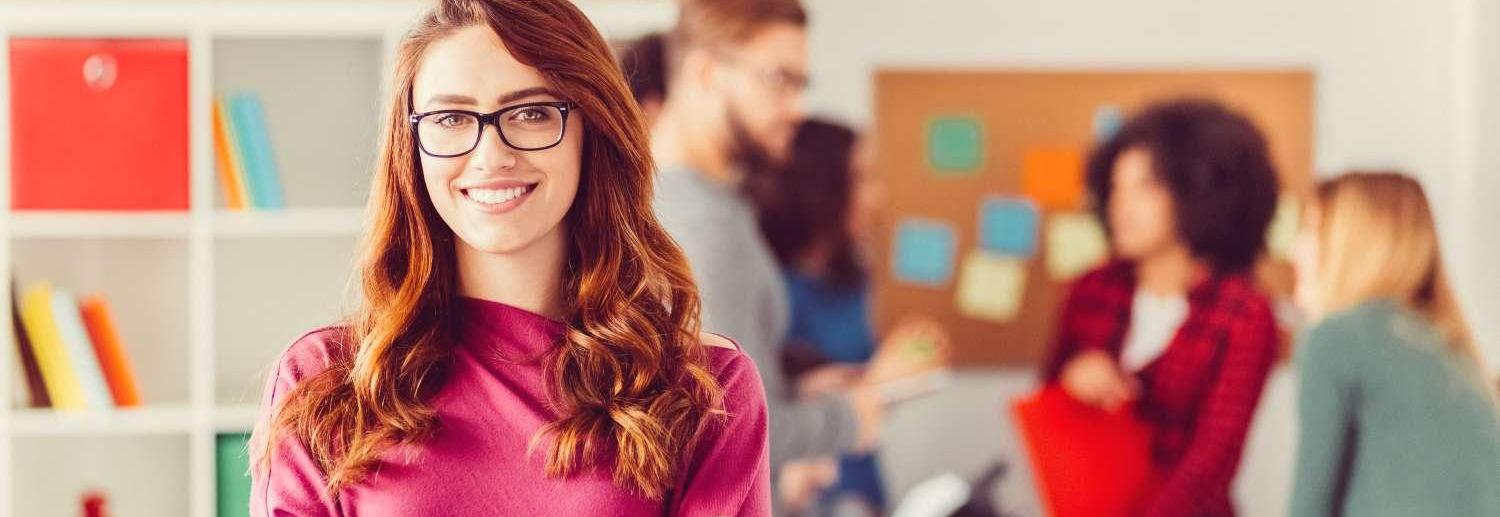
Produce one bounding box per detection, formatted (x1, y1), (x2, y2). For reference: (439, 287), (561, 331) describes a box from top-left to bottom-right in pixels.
(653, 1), (947, 514)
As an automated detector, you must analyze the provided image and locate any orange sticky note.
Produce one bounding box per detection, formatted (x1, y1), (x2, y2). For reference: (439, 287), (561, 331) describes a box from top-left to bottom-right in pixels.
(1023, 148), (1085, 210)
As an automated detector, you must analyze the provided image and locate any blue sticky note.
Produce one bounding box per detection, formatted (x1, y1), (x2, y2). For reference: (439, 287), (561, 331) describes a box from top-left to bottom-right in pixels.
(978, 196), (1038, 257)
(926, 115), (984, 173)
(1093, 104), (1124, 141)
(893, 219), (957, 286)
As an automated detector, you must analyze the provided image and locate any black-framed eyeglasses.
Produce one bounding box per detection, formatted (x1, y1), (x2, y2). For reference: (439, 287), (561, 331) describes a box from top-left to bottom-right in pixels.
(408, 101), (576, 157)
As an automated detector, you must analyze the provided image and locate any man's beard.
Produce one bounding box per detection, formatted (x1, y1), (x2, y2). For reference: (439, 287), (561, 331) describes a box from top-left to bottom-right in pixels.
(725, 101), (779, 176)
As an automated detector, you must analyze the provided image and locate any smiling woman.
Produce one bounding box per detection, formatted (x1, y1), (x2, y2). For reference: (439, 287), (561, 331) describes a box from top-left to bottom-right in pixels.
(247, 1), (772, 516)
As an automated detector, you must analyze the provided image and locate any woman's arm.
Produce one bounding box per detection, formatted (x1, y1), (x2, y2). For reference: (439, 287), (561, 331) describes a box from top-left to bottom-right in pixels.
(1144, 296), (1278, 516)
(1288, 322), (1358, 517)
(670, 346), (772, 516)
(1041, 267), (1127, 382)
(249, 330), (344, 517)
(1041, 281), (1088, 382)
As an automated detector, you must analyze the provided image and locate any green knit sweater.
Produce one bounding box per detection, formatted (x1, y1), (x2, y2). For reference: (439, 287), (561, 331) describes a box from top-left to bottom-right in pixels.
(1290, 300), (1500, 517)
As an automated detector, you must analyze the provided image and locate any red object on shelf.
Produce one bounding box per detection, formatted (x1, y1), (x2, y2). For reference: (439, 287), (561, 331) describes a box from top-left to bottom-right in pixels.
(10, 38), (189, 211)
(81, 489), (108, 517)
(1011, 385), (1158, 517)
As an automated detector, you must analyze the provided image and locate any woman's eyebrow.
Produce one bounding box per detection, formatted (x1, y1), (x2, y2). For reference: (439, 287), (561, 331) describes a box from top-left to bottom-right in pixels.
(496, 86), (557, 105)
(423, 86), (558, 110)
(424, 93), (478, 108)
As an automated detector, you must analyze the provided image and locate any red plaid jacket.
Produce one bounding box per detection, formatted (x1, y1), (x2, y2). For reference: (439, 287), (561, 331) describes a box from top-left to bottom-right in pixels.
(1042, 262), (1278, 517)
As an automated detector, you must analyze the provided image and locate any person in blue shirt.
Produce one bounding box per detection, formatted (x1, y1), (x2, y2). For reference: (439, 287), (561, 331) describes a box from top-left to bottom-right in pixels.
(746, 118), (947, 515)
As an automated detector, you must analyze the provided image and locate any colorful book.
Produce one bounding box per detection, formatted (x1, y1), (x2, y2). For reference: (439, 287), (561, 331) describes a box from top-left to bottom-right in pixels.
(217, 433), (252, 517)
(19, 282), (85, 409)
(50, 289), (113, 410)
(228, 93), (285, 210)
(212, 97), (250, 210)
(11, 285), (50, 407)
(80, 296), (141, 407)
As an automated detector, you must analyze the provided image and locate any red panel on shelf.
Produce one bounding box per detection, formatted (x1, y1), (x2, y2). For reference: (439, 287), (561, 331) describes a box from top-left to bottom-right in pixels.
(10, 38), (189, 211)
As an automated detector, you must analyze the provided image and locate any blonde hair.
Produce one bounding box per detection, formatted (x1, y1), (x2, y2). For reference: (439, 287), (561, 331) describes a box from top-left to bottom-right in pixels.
(1310, 171), (1493, 389)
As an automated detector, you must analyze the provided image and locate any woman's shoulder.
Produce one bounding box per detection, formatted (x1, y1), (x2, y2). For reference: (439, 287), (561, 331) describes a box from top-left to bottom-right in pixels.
(1297, 301), (1401, 368)
(697, 333), (767, 407)
(1208, 272), (1275, 310)
(1307, 301), (1400, 342)
(267, 324), (355, 394)
(1311, 300), (1447, 357)
(1062, 261), (1136, 306)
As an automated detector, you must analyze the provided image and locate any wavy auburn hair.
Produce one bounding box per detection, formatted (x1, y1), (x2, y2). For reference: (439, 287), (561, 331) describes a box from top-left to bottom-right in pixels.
(259, 0), (721, 500)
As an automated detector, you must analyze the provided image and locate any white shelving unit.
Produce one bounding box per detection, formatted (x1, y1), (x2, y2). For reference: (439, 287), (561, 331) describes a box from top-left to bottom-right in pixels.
(0, 2), (674, 516)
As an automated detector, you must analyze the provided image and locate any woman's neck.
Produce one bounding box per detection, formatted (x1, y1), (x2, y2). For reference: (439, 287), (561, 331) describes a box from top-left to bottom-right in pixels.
(1136, 243), (1204, 297)
(454, 224), (570, 320)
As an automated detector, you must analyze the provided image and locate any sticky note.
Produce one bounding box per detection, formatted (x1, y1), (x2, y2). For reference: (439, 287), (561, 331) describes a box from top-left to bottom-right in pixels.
(1046, 212), (1109, 281)
(955, 252), (1027, 323)
(978, 196), (1038, 257)
(1022, 148), (1086, 210)
(892, 219), (957, 286)
(1093, 104), (1125, 141)
(926, 115), (984, 174)
(1266, 195), (1300, 260)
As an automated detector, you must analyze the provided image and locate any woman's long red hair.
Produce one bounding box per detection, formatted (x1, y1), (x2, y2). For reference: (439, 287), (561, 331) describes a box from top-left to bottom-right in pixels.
(258, 0), (721, 499)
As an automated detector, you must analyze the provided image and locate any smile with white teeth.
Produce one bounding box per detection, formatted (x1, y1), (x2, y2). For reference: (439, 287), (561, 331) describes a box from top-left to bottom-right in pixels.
(464, 185), (534, 205)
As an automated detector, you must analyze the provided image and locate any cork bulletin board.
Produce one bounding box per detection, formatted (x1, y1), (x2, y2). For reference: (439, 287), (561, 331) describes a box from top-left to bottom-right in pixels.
(871, 70), (1314, 366)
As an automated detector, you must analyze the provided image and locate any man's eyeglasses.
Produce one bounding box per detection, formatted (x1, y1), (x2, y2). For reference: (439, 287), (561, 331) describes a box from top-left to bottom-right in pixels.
(715, 52), (810, 96)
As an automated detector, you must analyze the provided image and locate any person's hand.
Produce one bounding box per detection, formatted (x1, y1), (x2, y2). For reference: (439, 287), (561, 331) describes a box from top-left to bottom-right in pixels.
(795, 363), (861, 400)
(1059, 349), (1138, 411)
(862, 316), (951, 387)
(777, 457), (840, 514)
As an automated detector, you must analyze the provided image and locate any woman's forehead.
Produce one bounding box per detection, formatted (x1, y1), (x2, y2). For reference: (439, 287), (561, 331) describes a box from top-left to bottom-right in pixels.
(413, 25), (550, 110)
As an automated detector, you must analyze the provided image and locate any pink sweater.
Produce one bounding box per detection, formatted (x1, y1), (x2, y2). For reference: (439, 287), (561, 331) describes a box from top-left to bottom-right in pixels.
(250, 297), (771, 516)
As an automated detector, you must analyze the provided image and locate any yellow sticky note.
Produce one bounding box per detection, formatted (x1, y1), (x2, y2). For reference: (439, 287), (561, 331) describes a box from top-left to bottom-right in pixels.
(1046, 213), (1109, 281)
(955, 252), (1027, 323)
(1266, 195), (1300, 260)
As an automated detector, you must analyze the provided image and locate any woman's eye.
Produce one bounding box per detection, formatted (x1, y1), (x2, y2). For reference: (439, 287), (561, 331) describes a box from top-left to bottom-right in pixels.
(510, 107), (553, 124)
(435, 114), (471, 128)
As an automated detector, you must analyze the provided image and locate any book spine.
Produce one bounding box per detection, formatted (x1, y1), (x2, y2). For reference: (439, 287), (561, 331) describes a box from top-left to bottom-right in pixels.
(212, 97), (249, 210)
(50, 289), (114, 410)
(227, 94), (264, 209)
(80, 296), (142, 407)
(11, 285), (51, 407)
(232, 93), (284, 209)
(19, 283), (85, 409)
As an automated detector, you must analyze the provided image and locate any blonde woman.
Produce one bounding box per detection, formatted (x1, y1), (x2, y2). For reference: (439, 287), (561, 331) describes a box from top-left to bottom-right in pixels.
(1289, 172), (1499, 517)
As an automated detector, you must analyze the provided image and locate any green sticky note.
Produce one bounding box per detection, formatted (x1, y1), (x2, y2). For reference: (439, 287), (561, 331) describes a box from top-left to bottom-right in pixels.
(926, 115), (984, 174)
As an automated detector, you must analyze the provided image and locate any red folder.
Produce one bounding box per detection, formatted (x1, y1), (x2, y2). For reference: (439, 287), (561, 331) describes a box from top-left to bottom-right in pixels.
(10, 38), (189, 211)
(1011, 386), (1157, 517)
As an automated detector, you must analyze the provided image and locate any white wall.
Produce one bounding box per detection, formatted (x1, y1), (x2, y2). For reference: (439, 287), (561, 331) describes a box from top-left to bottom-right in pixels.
(1477, 0), (1500, 369)
(796, 0), (1491, 514)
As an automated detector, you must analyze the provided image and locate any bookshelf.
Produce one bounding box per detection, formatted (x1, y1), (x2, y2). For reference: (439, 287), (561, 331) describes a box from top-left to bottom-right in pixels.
(0, 2), (675, 516)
